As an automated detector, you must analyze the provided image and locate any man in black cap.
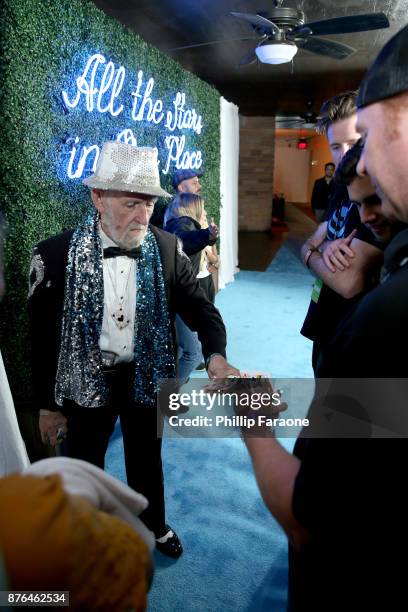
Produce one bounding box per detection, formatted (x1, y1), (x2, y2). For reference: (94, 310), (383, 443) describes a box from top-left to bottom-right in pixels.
(319, 22), (408, 374)
(356, 25), (408, 224)
(307, 24), (408, 605)
(172, 168), (202, 195)
(304, 25), (408, 608)
(238, 25), (408, 611)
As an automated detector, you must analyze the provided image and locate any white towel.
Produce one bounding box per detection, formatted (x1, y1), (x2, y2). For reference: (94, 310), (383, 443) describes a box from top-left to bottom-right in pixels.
(0, 350), (30, 476)
(25, 457), (155, 551)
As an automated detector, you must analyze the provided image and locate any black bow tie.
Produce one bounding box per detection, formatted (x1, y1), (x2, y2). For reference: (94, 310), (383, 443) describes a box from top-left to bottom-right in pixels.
(103, 246), (141, 260)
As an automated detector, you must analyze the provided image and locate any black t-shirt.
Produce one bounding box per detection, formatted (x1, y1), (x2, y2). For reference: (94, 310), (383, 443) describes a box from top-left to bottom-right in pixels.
(289, 437), (406, 611)
(300, 197), (382, 346)
(288, 230), (408, 610)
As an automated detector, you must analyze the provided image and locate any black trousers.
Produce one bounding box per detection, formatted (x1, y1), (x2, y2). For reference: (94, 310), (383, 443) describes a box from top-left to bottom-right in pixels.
(61, 363), (165, 535)
(198, 274), (215, 303)
(312, 339), (324, 375)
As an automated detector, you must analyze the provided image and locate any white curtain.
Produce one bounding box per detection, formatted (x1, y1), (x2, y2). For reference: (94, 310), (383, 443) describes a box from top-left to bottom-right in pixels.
(0, 350), (30, 476)
(219, 96), (239, 289)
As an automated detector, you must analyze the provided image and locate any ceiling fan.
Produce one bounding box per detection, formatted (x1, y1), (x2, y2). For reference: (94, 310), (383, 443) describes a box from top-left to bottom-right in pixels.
(231, 1), (390, 65)
(275, 101), (319, 129)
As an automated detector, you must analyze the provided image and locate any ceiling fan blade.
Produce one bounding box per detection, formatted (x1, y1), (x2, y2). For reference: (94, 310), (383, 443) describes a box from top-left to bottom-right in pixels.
(276, 116), (304, 122)
(291, 12), (389, 37)
(296, 37), (356, 60)
(276, 116), (305, 126)
(276, 121), (305, 129)
(168, 36), (260, 51)
(238, 47), (257, 67)
(230, 11), (280, 36)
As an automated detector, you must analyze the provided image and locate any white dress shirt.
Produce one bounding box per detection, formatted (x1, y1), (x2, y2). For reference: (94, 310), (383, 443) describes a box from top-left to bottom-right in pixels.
(99, 226), (137, 364)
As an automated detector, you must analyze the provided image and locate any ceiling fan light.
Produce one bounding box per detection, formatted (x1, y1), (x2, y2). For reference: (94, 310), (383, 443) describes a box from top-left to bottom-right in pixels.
(255, 42), (298, 65)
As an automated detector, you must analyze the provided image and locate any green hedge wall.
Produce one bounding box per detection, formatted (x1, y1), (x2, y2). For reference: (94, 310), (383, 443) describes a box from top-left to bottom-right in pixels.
(0, 0), (221, 407)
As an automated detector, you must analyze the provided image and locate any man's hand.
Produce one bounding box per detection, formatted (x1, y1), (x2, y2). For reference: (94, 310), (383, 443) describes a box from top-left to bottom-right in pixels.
(207, 354), (240, 379)
(205, 374), (288, 436)
(320, 229), (357, 272)
(39, 411), (67, 447)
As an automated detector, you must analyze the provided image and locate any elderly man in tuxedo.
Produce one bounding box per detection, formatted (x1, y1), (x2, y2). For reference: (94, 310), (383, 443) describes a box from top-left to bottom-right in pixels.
(28, 142), (239, 558)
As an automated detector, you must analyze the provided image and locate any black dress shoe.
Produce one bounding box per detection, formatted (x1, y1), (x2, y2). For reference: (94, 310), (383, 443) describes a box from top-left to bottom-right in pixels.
(155, 524), (183, 558)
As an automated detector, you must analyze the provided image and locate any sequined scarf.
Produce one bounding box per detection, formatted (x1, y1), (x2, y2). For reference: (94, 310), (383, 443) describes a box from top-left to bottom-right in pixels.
(55, 212), (175, 407)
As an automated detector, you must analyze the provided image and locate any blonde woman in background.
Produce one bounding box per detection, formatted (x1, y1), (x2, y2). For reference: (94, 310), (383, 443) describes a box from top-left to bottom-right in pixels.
(164, 193), (219, 383)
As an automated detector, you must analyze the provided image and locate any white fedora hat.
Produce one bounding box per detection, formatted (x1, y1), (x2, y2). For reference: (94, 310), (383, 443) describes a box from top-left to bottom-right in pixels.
(82, 141), (172, 198)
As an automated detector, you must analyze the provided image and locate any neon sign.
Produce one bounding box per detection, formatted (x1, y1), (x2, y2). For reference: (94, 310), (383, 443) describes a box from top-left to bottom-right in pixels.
(61, 53), (204, 180)
(62, 54), (125, 116)
(66, 137), (99, 179)
(163, 135), (202, 175)
(131, 70), (164, 125)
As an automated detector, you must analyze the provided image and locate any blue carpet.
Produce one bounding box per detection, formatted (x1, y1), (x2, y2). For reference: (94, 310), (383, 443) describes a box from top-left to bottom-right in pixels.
(106, 227), (314, 611)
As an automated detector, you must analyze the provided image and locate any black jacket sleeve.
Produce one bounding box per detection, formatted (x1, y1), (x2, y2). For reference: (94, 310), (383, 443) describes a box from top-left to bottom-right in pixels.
(164, 216), (216, 256)
(27, 231), (72, 412)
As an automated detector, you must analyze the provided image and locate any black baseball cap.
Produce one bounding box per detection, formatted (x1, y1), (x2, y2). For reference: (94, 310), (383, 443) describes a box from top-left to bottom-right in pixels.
(172, 169), (203, 189)
(357, 24), (408, 109)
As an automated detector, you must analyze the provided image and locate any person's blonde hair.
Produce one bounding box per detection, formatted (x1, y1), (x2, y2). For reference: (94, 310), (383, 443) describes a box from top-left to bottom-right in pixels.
(164, 193), (204, 225)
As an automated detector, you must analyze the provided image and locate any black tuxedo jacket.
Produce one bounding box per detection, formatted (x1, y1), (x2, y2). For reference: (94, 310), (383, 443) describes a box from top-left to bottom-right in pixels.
(28, 224), (227, 411)
(311, 176), (334, 212)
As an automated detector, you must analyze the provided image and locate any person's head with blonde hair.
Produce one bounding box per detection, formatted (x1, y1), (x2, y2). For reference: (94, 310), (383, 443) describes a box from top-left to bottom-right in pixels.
(164, 192), (205, 226)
